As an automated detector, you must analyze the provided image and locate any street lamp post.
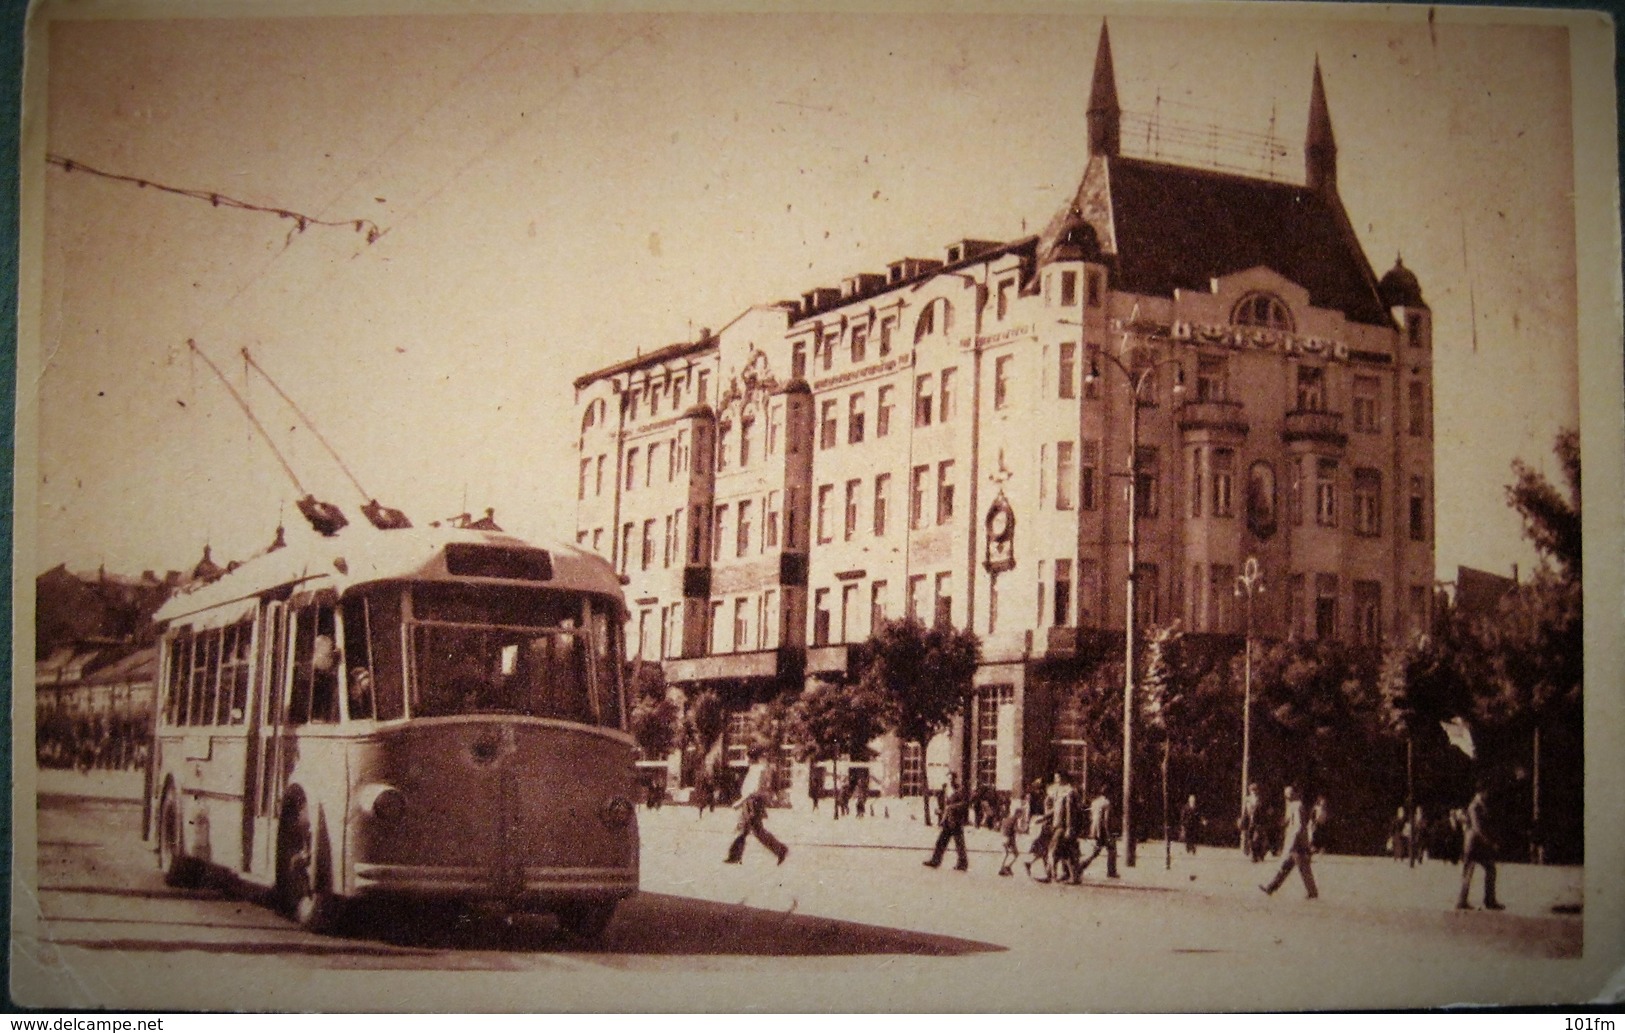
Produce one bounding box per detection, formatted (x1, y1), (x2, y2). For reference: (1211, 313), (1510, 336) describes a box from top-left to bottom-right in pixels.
(1234, 556), (1264, 848)
(1085, 339), (1182, 869)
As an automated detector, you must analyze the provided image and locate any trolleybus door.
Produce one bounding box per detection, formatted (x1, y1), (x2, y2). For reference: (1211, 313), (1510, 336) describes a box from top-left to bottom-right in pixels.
(249, 600), (290, 875)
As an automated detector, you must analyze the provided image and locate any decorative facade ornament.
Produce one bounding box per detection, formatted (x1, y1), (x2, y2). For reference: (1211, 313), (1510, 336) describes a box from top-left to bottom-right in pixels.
(984, 492), (1016, 573)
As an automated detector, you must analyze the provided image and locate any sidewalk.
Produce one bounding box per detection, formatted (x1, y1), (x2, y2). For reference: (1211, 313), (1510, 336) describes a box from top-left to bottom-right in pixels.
(31, 766), (147, 802)
(643, 802), (1585, 922)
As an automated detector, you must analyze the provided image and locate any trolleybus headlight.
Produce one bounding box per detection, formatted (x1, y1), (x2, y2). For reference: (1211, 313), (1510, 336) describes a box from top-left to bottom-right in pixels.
(599, 796), (634, 829)
(359, 783), (407, 823)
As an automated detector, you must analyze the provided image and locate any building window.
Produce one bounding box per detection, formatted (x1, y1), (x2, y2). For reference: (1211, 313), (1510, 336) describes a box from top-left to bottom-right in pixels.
(1036, 560), (1048, 629)
(1081, 441), (1099, 511)
(877, 385), (895, 437)
(910, 465), (929, 529)
(901, 742), (925, 798)
(768, 405), (782, 455)
(1408, 381), (1428, 436)
(1409, 476), (1428, 541)
(1354, 468), (1382, 536)
(1407, 313), (1425, 348)
(625, 448), (639, 490)
(713, 505), (730, 562)
(915, 374), (934, 428)
(1189, 449), (1204, 519)
(844, 479), (861, 541)
(739, 419), (755, 467)
(1353, 375), (1381, 433)
(765, 491), (781, 548)
(1086, 270), (1103, 308)
(914, 303), (936, 343)
(697, 370), (710, 405)
(871, 580), (888, 628)
(822, 331), (838, 372)
(871, 477), (897, 535)
(879, 315), (896, 357)
(934, 572), (953, 628)
(1061, 270), (1079, 307)
(1039, 444), (1049, 507)
(841, 583), (861, 642)
(620, 523), (633, 575)
(716, 424), (731, 471)
(1212, 448), (1236, 517)
(997, 278), (1014, 320)
(851, 324), (868, 364)
(595, 455), (605, 496)
(1233, 292), (1294, 330)
(1287, 573), (1304, 638)
(1315, 574), (1339, 640)
(848, 393), (866, 444)
(1053, 559), (1073, 627)
(1078, 559), (1100, 626)
(661, 514), (673, 567)
(1059, 342), (1077, 400)
(1052, 694), (1088, 789)
(1296, 365), (1326, 412)
(940, 367), (958, 422)
(1136, 447), (1160, 518)
(737, 500), (753, 557)
(973, 685), (1014, 792)
(761, 590), (778, 649)
(592, 527), (603, 553)
(1355, 580), (1382, 644)
(733, 598), (749, 652)
(907, 574), (928, 621)
(820, 400), (838, 450)
(816, 485), (833, 544)
(578, 458), (590, 501)
(1196, 355), (1228, 402)
(994, 355), (1012, 410)
(1135, 563), (1161, 627)
(689, 506), (704, 563)
(1209, 564), (1235, 633)
(577, 529), (589, 546)
(1315, 458), (1339, 527)
(811, 588), (831, 647)
(791, 340), (807, 379)
(1056, 442), (1076, 511)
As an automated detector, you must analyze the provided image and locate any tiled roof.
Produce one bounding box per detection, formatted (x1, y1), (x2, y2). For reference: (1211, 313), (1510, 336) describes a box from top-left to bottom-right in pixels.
(1103, 157), (1392, 327)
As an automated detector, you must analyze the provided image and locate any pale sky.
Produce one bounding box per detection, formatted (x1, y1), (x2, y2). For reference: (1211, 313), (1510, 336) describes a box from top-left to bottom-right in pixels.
(28, 4), (1584, 583)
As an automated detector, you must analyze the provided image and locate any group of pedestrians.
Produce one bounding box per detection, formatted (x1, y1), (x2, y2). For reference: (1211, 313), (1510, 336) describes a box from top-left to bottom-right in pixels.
(920, 771), (1118, 884)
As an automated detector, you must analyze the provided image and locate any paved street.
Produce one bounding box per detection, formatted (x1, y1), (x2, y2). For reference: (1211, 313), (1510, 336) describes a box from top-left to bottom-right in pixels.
(15, 771), (1592, 1012)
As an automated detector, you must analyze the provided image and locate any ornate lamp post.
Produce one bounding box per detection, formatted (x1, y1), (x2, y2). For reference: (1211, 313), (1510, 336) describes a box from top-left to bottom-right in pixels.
(1234, 556), (1265, 848)
(1084, 336), (1182, 868)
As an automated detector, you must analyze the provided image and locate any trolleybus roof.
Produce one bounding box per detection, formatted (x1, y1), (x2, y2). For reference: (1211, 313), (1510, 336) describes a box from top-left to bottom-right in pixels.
(154, 527), (622, 628)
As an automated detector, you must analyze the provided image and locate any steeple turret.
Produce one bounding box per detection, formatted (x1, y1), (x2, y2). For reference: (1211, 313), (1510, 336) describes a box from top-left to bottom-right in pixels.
(1087, 22), (1120, 159)
(1306, 57), (1338, 195)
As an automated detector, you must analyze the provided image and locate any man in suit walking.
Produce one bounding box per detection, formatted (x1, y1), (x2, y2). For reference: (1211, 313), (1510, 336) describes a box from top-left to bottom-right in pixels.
(724, 787), (788, 865)
(1259, 785), (1318, 899)
(923, 778), (970, 871)
(1456, 783), (1505, 911)
(1077, 784), (1120, 879)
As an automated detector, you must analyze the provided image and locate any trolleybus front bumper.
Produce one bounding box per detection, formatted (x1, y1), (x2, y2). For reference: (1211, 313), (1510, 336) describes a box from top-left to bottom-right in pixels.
(351, 862), (638, 903)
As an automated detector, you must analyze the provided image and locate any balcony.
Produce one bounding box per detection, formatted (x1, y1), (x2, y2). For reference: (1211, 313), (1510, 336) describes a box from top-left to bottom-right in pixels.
(1282, 409), (1348, 448)
(1177, 398), (1248, 437)
(1044, 625), (1112, 659)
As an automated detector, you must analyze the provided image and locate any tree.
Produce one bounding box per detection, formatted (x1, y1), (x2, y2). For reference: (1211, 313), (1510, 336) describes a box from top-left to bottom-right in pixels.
(788, 677), (895, 820)
(1506, 427), (1580, 579)
(628, 662), (680, 760)
(857, 616), (981, 822)
(1139, 622), (1191, 867)
(744, 692), (797, 795)
(686, 688), (727, 788)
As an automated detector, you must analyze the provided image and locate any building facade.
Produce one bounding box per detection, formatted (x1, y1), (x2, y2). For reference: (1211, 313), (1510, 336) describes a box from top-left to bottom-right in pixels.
(573, 26), (1436, 803)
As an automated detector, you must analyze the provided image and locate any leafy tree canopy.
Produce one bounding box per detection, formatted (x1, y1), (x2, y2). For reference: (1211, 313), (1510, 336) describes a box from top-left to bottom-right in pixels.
(789, 678), (895, 765)
(858, 616), (980, 747)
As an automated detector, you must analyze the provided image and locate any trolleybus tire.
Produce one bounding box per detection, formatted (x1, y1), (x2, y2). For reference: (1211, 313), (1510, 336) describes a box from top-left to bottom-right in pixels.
(555, 900), (617, 941)
(157, 785), (203, 888)
(277, 800), (341, 934)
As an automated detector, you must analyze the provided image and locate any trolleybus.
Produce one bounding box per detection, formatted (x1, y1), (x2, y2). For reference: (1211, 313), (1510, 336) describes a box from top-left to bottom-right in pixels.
(145, 528), (638, 938)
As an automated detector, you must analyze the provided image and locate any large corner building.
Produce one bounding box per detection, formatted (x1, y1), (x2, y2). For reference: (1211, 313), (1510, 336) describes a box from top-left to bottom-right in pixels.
(573, 27), (1436, 803)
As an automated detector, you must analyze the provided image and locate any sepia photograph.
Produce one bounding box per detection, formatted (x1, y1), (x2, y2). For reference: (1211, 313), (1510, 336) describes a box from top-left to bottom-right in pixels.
(11, 0), (1623, 1013)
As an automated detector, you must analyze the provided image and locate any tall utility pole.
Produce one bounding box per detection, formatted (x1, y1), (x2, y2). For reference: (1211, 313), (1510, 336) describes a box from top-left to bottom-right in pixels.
(1085, 333), (1182, 869)
(1235, 557), (1264, 847)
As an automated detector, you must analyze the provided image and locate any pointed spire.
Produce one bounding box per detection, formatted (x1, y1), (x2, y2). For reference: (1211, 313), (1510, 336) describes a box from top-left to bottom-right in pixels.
(1087, 21), (1120, 158)
(1305, 56), (1338, 195)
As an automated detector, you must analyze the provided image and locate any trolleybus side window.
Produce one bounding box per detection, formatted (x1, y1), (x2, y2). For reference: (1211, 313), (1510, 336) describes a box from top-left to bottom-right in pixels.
(219, 622), (251, 725)
(165, 631), (192, 726)
(290, 605), (340, 725)
(342, 596), (374, 721)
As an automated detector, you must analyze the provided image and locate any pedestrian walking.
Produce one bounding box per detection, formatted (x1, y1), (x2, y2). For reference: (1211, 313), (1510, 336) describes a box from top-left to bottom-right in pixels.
(808, 766), (823, 811)
(1456, 784), (1504, 911)
(998, 803), (1024, 876)
(724, 788), (789, 865)
(694, 777), (715, 817)
(1259, 786), (1318, 899)
(1240, 783), (1264, 862)
(1180, 794), (1200, 855)
(1077, 784), (1119, 879)
(923, 779), (970, 871)
(1390, 806), (1409, 861)
(1309, 795), (1330, 854)
(1042, 773), (1082, 883)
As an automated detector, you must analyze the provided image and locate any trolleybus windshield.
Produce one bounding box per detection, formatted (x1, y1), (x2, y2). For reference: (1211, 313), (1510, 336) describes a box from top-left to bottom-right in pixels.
(407, 583), (623, 728)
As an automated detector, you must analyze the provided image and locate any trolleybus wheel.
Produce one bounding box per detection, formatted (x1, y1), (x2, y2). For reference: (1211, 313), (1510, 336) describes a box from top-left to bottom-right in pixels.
(158, 786), (203, 888)
(555, 901), (617, 941)
(277, 801), (340, 933)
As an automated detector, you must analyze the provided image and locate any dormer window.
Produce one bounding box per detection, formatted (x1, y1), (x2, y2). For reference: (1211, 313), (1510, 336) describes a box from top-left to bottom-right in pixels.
(1232, 292), (1294, 331)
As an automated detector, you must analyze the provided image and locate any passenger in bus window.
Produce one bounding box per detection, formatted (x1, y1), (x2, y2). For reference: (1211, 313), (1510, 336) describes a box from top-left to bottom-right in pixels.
(308, 633), (341, 723)
(348, 668), (375, 721)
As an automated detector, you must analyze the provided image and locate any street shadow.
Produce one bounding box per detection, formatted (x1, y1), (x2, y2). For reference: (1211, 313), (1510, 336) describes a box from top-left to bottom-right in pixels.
(355, 892), (1006, 958)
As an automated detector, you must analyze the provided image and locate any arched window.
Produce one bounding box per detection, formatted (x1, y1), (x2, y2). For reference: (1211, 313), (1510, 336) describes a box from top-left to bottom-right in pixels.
(914, 298), (954, 344)
(580, 398), (606, 434)
(1232, 292), (1294, 331)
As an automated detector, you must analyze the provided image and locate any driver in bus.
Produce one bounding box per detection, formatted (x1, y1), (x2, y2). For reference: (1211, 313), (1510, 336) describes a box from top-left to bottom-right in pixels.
(348, 667), (375, 720)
